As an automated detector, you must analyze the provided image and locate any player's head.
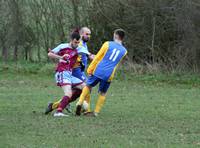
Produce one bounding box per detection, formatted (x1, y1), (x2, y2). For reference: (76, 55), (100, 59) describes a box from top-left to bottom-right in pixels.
(113, 29), (125, 41)
(70, 31), (81, 49)
(79, 27), (91, 42)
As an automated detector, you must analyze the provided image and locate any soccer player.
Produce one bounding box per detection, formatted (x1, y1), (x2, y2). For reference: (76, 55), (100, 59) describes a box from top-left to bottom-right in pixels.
(45, 27), (94, 114)
(47, 31), (85, 117)
(73, 27), (94, 82)
(72, 27), (95, 111)
(75, 29), (127, 117)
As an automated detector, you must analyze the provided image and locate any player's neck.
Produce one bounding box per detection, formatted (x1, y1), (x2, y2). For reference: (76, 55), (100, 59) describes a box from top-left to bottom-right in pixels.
(114, 39), (122, 45)
(69, 43), (73, 48)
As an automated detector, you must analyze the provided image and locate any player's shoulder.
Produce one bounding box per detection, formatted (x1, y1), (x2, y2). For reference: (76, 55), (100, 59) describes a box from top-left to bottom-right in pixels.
(77, 46), (89, 55)
(55, 43), (70, 50)
(110, 41), (127, 52)
(52, 43), (69, 53)
(103, 41), (110, 44)
(108, 41), (122, 47)
(59, 43), (70, 48)
(100, 41), (110, 48)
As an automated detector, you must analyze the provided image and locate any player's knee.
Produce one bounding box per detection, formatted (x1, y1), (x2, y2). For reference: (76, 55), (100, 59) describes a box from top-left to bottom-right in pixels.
(81, 82), (86, 88)
(99, 91), (106, 96)
(64, 91), (72, 98)
(86, 85), (92, 91)
(76, 82), (86, 90)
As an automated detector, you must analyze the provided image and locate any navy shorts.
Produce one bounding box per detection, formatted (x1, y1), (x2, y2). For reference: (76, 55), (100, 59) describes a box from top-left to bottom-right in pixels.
(72, 67), (87, 81)
(86, 75), (110, 93)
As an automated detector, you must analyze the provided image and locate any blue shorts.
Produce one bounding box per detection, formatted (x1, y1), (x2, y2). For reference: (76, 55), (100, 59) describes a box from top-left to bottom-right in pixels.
(72, 67), (87, 81)
(86, 75), (111, 93)
(55, 71), (83, 87)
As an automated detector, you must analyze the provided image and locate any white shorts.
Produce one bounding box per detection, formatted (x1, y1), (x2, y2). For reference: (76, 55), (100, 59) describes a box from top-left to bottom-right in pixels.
(55, 71), (83, 87)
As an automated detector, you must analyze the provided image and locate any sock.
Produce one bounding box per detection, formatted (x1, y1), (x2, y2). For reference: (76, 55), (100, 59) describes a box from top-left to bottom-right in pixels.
(57, 96), (70, 112)
(85, 93), (91, 112)
(94, 95), (106, 113)
(77, 86), (90, 106)
(69, 89), (82, 103)
(52, 99), (61, 110)
(53, 89), (82, 111)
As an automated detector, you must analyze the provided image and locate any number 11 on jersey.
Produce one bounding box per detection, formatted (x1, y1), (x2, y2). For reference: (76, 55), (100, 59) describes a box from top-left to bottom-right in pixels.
(109, 48), (120, 62)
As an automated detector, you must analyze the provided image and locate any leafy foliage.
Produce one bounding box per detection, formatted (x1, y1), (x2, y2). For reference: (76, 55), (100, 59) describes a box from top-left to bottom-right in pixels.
(0, 0), (200, 72)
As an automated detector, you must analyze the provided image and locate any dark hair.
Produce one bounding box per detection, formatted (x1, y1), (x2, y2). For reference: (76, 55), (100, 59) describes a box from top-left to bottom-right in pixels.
(70, 31), (80, 40)
(114, 29), (125, 40)
(72, 27), (80, 33)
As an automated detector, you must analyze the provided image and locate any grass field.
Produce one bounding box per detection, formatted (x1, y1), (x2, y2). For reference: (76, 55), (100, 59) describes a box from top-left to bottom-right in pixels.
(0, 64), (200, 148)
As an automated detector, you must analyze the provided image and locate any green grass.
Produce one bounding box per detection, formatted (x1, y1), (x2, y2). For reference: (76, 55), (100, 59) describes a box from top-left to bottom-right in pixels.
(0, 65), (200, 147)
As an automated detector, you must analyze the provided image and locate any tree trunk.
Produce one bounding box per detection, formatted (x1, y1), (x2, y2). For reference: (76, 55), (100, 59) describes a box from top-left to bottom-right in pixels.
(151, 16), (156, 64)
(2, 44), (8, 62)
(72, 0), (80, 26)
(13, 45), (18, 61)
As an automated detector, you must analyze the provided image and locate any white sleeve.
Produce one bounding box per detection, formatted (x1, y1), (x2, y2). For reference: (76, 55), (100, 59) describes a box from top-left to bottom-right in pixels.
(52, 43), (69, 53)
(77, 46), (90, 55)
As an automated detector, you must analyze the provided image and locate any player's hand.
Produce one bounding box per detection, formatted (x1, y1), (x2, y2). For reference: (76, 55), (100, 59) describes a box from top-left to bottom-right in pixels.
(62, 54), (70, 64)
(62, 54), (69, 60)
(89, 54), (95, 60)
(87, 71), (92, 76)
(48, 48), (52, 52)
(88, 74), (92, 77)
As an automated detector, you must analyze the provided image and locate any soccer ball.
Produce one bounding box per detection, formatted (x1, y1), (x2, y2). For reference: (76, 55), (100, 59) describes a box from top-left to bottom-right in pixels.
(82, 100), (89, 111)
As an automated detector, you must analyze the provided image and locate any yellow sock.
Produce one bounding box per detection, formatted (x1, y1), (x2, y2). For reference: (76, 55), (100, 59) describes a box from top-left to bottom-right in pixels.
(77, 86), (90, 105)
(52, 99), (61, 110)
(94, 95), (106, 113)
(85, 93), (91, 112)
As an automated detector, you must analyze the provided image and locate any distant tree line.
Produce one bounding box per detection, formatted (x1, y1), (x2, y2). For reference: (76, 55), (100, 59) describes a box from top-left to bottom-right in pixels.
(0, 0), (200, 72)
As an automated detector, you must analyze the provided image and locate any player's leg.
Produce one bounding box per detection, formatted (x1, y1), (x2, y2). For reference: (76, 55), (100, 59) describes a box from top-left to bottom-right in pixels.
(94, 80), (111, 116)
(79, 71), (92, 112)
(54, 84), (72, 117)
(46, 87), (83, 114)
(70, 88), (82, 102)
(53, 71), (73, 117)
(75, 85), (91, 115)
(75, 75), (99, 115)
(52, 99), (61, 110)
(84, 93), (91, 112)
(45, 72), (63, 115)
(45, 99), (61, 115)
(72, 67), (92, 112)
(65, 88), (82, 113)
(71, 75), (85, 103)
(49, 88), (82, 114)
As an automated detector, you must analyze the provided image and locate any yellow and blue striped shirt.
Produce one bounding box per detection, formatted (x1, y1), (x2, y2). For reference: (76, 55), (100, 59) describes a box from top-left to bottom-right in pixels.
(87, 41), (127, 82)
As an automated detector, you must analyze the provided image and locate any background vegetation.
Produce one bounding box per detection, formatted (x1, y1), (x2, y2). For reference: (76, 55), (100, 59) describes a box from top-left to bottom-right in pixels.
(0, 0), (200, 73)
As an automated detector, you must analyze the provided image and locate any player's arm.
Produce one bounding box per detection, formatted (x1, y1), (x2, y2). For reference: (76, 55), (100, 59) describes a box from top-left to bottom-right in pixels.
(87, 41), (109, 75)
(121, 51), (128, 64)
(48, 50), (62, 60)
(88, 52), (95, 61)
(48, 48), (68, 61)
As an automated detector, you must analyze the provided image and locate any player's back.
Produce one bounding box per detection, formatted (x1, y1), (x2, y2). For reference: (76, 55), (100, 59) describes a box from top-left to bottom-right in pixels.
(93, 41), (127, 81)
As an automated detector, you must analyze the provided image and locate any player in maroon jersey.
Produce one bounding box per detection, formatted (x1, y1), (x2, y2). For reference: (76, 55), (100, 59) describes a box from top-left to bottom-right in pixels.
(48, 32), (85, 117)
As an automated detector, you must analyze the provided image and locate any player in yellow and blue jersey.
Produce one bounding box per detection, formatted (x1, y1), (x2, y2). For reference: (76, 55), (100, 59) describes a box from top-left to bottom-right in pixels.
(75, 29), (127, 116)
(73, 27), (94, 82)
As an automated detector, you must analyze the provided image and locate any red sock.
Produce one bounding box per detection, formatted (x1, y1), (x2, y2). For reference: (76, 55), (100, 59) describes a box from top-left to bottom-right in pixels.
(69, 89), (82, 103)
(57, 96), (70, 112)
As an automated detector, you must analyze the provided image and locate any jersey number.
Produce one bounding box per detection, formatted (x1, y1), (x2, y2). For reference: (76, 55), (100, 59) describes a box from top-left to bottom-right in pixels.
(109, 48), (120, 62)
